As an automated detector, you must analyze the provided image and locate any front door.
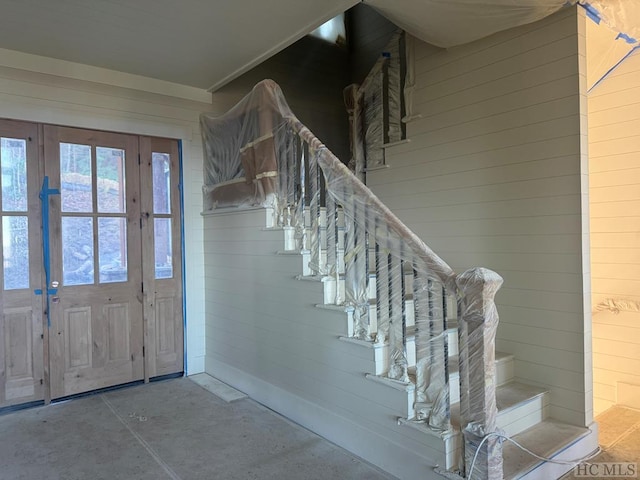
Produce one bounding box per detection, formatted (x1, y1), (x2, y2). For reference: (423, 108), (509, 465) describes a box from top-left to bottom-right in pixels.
(44, 126), (144, 399)
(0, 120), (183, 404)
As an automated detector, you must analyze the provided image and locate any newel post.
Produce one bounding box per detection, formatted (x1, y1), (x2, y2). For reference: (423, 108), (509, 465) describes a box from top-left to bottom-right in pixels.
(456, 267), (503, 480)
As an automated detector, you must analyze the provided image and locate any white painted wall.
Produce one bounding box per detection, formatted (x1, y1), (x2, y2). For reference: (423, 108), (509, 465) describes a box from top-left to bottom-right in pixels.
(367, 7), (593, 427)
(0, 48), (229, 374)
(588, 48), (640, 415)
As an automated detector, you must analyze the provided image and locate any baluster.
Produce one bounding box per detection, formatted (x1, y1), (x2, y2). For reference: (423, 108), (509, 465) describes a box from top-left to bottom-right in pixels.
(326, 191), (337, 280)
(286, 128), (296, 224)
(427, 279), (450, 431)
(387, 248), (408, 382)
(355, 200), (370, 339)
(374, 219), (388, 344)
(364, 207), (372, 336)
(413, 267), (431, 414)
(307, 149), (321, 274)
(343, 191), (357, 332)
(300, 142), (310, 253)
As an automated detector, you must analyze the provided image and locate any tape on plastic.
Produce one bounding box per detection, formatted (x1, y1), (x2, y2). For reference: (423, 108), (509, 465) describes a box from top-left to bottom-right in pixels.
(581, 3), (601, 24)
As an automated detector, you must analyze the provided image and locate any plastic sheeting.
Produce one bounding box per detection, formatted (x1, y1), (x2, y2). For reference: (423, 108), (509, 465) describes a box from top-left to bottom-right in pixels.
(201, 82), (292, 211)
(457, 268), (503, 480)
(584, 1), (639, 91)
(344, 31), (404, 175)
(201, 79), (503, 479)
(364, 0), (570, 48)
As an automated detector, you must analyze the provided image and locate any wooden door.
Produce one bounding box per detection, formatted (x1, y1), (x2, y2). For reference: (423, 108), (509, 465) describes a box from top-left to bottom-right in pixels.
(44, 126), (144, 399)
(0, 119), (44, 407)
(140, 137), (183, 379)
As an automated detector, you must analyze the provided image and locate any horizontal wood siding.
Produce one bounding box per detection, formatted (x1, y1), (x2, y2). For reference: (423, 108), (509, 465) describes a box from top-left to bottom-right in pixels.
(203, 210), (452, 477)
(588, 47), (640, 415)
(368, 7), (591, 426)
(0, 50), (225, 374)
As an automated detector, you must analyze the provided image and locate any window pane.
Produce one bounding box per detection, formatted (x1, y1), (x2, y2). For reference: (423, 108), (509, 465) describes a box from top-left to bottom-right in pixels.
(154, 218), (172, 279)
(60, 143), (93, 212)
(62, 217), (94, 286)
(97, 147), (126, 213)
(1, 137), (28, 212)
(2, 216), (29, 290)
(98, 217), (127, 283)
(152, 152), (171, 214)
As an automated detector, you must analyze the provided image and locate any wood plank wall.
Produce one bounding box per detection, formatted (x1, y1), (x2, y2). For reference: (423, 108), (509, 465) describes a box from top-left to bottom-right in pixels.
(589, 48), (640, 415)
(0, 49), (226, 374)
(202, 209), (460, 479)
(367, 7), (592, 426)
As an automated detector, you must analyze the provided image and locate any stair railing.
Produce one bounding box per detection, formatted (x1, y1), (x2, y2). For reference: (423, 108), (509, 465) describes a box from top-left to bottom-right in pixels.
(273, 115), (504, 480)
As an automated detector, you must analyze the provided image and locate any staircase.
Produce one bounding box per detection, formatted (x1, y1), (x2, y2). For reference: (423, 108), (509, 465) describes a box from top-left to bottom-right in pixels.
(201, 80), (598, 480)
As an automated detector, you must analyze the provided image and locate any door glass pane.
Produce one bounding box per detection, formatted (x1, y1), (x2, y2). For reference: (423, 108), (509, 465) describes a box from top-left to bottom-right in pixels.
(62, 217), (94, 286)
(154, 218), (172, 279)
(2, 216), (29, 290)
(1, 138), (28, 212)
(60, 143), (93, 212)
(98, 217), (127, 283)
(152, 153), (171, 214)
(97, 147), (126, 213)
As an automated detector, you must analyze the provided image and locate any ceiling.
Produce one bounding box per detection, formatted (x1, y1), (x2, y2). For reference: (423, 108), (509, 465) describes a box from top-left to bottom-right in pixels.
(0, 0), (358, 90)
(0, 0), (635, 92)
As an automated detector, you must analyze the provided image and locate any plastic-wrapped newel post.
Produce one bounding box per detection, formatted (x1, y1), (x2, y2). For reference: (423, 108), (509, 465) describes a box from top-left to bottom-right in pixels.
(456, 267), (503, 480)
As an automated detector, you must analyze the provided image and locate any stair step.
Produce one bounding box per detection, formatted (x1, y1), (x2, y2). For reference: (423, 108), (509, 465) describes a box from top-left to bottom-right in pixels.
(503, 419), (597, 480)
(451, 381), (547, 438)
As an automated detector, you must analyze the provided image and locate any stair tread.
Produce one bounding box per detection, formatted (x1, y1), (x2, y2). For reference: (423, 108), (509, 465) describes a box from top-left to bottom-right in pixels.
(502, 419), (591, 480)
(496, 381), (547, 413)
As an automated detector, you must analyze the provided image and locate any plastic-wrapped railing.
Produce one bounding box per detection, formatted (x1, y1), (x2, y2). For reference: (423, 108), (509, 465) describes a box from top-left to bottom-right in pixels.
(276, 116), (504, 480)
(201, 79), (503, 479)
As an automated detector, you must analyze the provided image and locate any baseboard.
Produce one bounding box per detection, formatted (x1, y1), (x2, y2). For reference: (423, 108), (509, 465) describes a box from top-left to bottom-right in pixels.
(205, 357), (445, 480)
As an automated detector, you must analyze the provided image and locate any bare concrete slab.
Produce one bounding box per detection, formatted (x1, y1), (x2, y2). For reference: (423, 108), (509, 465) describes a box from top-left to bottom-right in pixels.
(0, 378), (395, 480)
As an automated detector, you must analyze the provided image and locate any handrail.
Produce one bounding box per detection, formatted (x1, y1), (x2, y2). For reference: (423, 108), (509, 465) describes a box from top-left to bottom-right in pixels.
(285, 116), (456, 289)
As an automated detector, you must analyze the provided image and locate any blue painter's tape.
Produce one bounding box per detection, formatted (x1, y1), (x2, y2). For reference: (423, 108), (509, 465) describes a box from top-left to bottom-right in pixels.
(616, 32), (638, 45)
(178, 140), (188, 374)
(34, 289), (43, 295)
(581, 3), (601, 24)
(589, 45), (640, 93)
(39, 176), (60, 328)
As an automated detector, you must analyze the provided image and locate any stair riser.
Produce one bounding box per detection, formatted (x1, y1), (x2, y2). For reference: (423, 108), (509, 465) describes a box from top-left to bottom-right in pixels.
(500, 394), (548, 437)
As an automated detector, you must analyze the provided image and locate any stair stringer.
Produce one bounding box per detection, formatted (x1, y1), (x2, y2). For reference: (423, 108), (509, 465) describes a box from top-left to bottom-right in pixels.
(203, 207), (459, 480)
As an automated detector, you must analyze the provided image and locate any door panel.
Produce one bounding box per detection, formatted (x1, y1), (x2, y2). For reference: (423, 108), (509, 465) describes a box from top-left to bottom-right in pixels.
(0, 120), (44, 407)
(45, 126), (143, 399)
(140, 137), (183, 379)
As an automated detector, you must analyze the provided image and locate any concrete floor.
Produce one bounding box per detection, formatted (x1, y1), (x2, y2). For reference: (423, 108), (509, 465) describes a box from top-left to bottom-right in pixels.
(562, 405), (640, 479)
(0, 377), (396, 480)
